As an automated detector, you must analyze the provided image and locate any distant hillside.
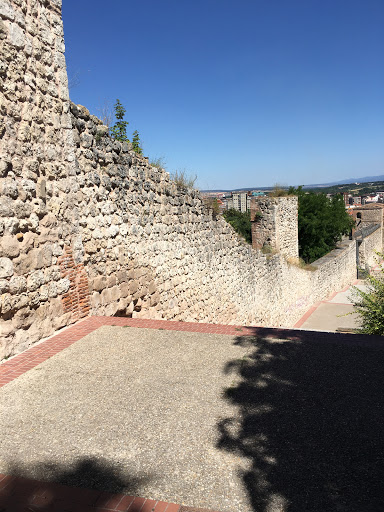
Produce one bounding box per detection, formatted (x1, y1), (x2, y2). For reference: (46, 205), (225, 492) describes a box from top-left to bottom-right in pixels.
(306, 174), (384, 188)
(202, 173), (384, 194)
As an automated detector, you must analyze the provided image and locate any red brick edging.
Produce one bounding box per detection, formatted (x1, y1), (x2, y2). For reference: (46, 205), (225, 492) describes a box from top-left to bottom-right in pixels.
(0, 316), (260, 389)
(0, 472), (185, 511)
(293, 280), (360, 328)
(1, 314), (382, 389)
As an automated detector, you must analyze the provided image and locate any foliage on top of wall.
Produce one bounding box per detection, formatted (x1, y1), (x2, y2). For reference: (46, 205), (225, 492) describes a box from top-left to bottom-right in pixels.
(204, 197), (221, 220)
(132, 130), (143, 155)
(289, 186), (355, 263)
(96, 99), (114, 128)
(110, 99), (130, 142)
(269, 184), (295, 197)
(222, 209), (252, 244)
(170, 169), (197, 190)
(150, 156), (166, 170)
(285, 256), (318, 271)
(109, 100), (143, 153)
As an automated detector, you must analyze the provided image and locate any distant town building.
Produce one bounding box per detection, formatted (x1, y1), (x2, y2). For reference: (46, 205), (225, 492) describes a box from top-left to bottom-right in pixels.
(202, 190), (267, 212)
(224, 190), (265, 212)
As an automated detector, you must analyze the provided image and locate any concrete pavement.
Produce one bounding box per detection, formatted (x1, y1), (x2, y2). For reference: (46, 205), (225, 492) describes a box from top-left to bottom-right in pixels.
(294, 281), (369, 332)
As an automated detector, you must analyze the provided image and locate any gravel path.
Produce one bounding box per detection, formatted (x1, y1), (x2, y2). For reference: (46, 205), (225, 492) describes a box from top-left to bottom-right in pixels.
(1, 325), (383, 512)
(0, 326), (251, 512)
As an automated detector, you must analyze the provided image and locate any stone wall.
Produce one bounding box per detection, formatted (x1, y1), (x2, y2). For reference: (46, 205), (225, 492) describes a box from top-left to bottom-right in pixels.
(0, 0), (378, 359)
(352, 205), (383, 228)
(356, 225), (382, 270)
(0, 97), (360, 357)
(0, 0), (78, 357)
(352, 205), (384, 244)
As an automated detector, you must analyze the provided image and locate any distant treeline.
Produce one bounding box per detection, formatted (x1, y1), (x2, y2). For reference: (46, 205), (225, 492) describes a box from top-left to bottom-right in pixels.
(303, 181), (384, 196)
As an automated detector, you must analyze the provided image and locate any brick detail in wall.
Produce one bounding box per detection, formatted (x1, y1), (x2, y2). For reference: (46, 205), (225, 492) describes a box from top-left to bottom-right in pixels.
(58, 246), (91, 321)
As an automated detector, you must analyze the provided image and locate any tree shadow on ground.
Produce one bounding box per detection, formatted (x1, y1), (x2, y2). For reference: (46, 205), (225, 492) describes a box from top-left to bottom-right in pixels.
(217, 332), (384, 512)
(0, 456), (151, 511)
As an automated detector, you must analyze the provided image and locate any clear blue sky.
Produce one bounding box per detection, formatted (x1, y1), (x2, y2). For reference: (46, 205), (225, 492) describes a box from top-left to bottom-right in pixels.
(62, 0), (384, 190)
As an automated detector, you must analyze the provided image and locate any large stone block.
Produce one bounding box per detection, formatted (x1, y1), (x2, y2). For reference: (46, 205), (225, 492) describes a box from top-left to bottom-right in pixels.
(12, 306), (33, 329)
(0, 235), (20, 257)
(0, 279), (9, 293)
(109, 285), (120, 301)
(119, 282), (130, 298)
(8, 22), (24, 48)
(116, 269), (128, 283)
(0, 0), (15, 21)
(9, 275), (27, 294)
(0, 257), (13, 277)
(100, 287), (111, 305)
(92, 276), (106, 291)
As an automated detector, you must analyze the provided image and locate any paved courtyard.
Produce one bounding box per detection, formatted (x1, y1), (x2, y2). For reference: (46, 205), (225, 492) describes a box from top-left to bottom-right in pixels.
(0, 317), (384, 512)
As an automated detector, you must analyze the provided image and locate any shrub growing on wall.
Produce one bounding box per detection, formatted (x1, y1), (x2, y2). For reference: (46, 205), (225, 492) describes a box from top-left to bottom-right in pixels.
(150, 156), (166, 169)
(132, 130), (143, 154)
(204, 197), (221, 219)
(110, 99), (129, 142)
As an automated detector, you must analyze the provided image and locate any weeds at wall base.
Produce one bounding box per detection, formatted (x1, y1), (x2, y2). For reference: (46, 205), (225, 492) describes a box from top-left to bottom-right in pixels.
(261, 245), (279, 257)
(285, 256), (318, 271)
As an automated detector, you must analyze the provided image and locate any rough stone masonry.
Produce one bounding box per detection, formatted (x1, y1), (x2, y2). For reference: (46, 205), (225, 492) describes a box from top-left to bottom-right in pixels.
(0, 0), (381, 359)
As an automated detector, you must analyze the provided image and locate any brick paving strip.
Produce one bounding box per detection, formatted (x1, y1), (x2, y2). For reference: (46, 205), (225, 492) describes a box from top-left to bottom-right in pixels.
(1, 315), (383, 512)
(0, 472), (213, 511)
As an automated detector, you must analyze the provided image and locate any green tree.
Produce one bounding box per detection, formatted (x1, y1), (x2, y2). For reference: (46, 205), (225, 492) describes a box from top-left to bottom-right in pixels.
(110, 99), (129, 142)
(351, 255), (384, 335)
(289, 186), (354, 263)
(131, 130), (143, 154)
(223, 209), (252, 244)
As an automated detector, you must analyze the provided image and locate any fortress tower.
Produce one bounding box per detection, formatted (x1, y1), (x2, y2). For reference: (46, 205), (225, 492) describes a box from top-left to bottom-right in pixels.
(250, 196), (299, 259)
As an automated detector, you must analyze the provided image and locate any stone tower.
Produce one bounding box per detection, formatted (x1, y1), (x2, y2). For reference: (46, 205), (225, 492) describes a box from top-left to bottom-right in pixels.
(250, 196), (299, 259)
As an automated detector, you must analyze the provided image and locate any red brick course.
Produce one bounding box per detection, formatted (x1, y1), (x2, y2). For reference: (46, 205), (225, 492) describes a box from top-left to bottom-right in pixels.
(58, 245), (91, 322)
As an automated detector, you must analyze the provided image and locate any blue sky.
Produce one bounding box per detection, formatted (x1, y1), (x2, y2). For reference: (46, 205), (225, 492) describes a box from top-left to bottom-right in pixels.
(62, 0), (384, 190)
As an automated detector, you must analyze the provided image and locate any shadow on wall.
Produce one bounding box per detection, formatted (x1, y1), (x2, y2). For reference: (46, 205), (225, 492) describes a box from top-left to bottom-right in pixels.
(0, 456), (151, 510)
(217, 333), (384, 512)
